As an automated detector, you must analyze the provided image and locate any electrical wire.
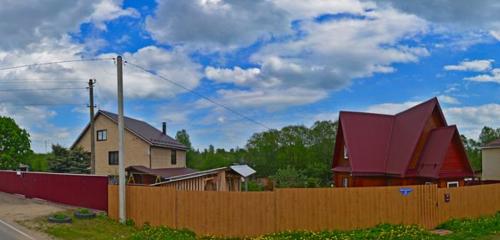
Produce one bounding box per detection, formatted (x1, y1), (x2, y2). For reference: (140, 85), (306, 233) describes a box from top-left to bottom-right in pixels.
(125, 61), (271, 130)
(0, 87), (86, 92)
(1, 103), (86, 107)
(0, 58), (114, 72)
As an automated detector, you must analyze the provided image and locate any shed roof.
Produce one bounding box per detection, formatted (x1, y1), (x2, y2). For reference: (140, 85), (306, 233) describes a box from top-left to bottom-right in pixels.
(126, 165), (197, 178)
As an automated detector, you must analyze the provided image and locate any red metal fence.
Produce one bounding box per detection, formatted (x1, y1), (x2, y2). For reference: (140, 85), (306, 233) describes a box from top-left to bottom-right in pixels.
(0, 170), (108, 211)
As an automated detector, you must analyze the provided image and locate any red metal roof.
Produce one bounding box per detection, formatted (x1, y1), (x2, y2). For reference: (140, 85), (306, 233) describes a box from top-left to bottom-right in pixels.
(333, 97), (472, 178)
(340, 112), (393, 174)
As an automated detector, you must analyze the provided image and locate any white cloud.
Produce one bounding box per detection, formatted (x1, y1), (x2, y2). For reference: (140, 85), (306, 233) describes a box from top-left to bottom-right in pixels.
(438, 95), (460, 104)
(365, 101), (421, 115)
(205, 66), (261, 86)
(465, 68), (500, 83)
(146, 0), (291, 49)
(377, 0), (500, 38)
(444, 59), (493, 72)
(0, 38), (202, 152)
(272, 0), (370, 19)
(248, 7), (428, 91)
(0, 0), (136, 50)
(445, 104), (500, 138)
(197, 3), (429, 111)
(196, 88), (328, 111)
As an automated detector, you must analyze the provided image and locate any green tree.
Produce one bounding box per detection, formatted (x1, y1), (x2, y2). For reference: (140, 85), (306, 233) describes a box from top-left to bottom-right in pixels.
(461, 134), (481, 171)
(0, 116), (32, 169)
(479, 126), (500, 145)
(272, 166), (307, 188)
(47, 145), (90, 173)
(175, 129), (192, 149)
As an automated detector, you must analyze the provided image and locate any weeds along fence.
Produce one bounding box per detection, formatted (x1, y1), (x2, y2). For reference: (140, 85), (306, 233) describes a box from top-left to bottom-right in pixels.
(108, 183), (500, 238)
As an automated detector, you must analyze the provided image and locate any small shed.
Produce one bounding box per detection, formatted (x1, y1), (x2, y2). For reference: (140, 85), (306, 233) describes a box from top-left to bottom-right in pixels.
(128, 165), (256, 192)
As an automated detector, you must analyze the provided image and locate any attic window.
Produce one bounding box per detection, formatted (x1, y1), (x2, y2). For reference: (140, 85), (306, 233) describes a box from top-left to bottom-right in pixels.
(343, 146), (348, 159)
(97, 129), (107, 141)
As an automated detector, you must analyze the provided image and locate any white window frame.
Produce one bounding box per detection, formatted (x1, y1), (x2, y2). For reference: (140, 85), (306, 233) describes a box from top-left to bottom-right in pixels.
(447, 181), (459, 188)
(343, 146), (348, 159)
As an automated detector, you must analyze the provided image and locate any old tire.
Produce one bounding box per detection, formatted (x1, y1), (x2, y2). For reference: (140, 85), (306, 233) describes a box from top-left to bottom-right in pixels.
(74, 211), (96, 219)
(48, 216), (72, 223)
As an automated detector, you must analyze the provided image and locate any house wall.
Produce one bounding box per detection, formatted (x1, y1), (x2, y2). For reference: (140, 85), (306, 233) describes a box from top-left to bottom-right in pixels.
(150, 147), (186, 168)
(482, 148), (500, 181)
(333, 172), (463, 188)
(75, 114), (187, 175)
(75, 114), (150, 175)
(440, 135), (470, 177)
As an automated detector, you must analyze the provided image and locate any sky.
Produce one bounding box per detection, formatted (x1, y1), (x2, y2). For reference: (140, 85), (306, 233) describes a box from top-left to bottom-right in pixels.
(0, 0), (499, 153)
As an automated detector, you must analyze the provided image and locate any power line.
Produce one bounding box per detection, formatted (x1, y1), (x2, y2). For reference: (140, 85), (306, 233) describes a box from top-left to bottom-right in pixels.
(0, 79), (88, 83)
(0, 103), (86, 107)
(0, 87), (86, 92)
(125, 61), (271, 130)
(0, 57), (114, 72)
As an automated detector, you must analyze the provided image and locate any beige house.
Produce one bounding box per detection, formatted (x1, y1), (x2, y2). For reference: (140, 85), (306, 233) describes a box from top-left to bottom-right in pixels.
(482, 138), (500, 181)
(72, 110), (188, 176)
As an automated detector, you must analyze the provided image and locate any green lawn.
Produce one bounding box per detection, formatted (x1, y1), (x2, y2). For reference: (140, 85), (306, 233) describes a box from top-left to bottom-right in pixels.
(20, 211), (500, 240)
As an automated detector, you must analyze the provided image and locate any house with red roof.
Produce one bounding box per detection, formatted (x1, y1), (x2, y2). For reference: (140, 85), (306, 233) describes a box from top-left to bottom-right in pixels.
(332, 97), (474, 188)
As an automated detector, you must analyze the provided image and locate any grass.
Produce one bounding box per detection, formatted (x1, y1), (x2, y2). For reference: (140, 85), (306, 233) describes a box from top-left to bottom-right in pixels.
(20, 211), (500, 240)
(20, 211), (136, 240)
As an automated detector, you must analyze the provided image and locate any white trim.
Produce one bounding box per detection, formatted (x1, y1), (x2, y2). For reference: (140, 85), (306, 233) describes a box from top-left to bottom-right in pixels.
(447, 181), (459, 188)
(343, 146), (349, 159)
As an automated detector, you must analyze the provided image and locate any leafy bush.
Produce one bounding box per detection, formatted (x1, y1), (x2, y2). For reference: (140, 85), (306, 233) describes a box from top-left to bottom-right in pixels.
(246, 180), (265, 191)
(130, 225), (196, 240)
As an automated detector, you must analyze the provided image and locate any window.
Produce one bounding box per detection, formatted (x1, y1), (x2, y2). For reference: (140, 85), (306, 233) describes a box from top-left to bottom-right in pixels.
(171, 150), (177, 165)
(108, 151), (118, 165)
(343, 146), (349, 159)
(97, 130), (107, 141)
(342, 177), (349, 188)
(447, 181), (459, 188)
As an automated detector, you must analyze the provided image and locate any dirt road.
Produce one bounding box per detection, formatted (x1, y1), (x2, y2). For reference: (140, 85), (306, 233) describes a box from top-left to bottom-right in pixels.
(0, 192), (66, 240)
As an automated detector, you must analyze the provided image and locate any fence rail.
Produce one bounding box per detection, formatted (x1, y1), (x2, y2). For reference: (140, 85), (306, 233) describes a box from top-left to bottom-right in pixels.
(0, 170), (108, 211)
(108, 184), (500, 237)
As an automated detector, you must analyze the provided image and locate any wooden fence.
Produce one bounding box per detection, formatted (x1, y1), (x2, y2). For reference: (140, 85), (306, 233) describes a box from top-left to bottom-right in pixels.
(108, 183), (500, 237)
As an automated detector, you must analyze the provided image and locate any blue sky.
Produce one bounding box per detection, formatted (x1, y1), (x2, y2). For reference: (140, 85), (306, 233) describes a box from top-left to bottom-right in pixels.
(0, 0), (499, 152)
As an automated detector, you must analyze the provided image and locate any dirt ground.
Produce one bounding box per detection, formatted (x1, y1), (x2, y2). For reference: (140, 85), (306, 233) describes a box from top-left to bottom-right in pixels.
(0, 192), (68, 239)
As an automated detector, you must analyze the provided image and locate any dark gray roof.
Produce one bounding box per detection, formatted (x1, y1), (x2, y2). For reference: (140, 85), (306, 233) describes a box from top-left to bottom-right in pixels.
(484, 138), (500, 149)
(98, 110), (187, 150)
(126, 165), (197, 178)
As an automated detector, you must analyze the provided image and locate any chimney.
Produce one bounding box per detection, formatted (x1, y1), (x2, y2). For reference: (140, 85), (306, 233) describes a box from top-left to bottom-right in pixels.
(162, 122), (167, 135)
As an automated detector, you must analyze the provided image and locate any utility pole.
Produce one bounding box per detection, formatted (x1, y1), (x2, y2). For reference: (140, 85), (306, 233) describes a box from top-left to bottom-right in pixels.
(116, 56), (126, 223)
(88, 79), (96, 174)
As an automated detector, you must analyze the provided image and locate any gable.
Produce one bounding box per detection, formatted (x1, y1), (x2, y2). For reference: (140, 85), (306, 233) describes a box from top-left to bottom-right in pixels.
(385, 98), (441, 175)
(417, 126), (473, 179)
(407, 107), (448, 171)
(73, 113), (150, 150)
(439, 132), (474, 178)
